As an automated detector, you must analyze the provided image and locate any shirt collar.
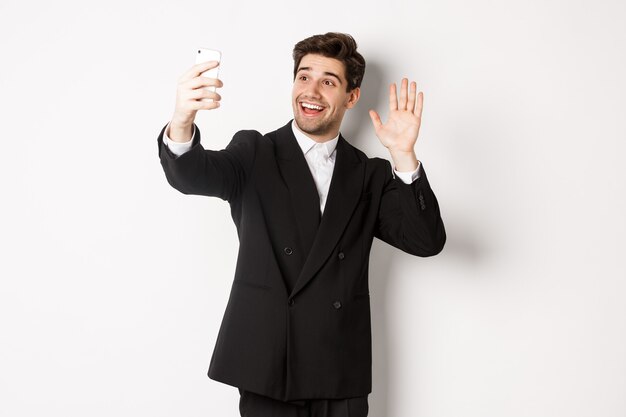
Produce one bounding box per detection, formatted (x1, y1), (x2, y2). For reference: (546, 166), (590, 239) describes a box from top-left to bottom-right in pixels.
(291, 120), (339, 158)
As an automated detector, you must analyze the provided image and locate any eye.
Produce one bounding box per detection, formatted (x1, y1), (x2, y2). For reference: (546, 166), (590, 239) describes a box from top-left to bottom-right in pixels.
(299, 75), (308, 81)
(323, 80), (335, 86)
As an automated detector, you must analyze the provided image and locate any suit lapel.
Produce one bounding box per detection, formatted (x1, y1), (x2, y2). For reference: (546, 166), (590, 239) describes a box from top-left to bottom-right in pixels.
(289, 132), (364, 299)
(275, 121), (321, 257)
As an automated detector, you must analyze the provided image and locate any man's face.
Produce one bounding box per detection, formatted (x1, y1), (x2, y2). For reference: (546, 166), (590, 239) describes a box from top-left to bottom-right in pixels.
(292, 54), (360, 142)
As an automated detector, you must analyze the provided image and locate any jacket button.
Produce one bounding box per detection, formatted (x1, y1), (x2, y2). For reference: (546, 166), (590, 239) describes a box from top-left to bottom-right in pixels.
(288, 299), (294, 306)
(338, 252), (345, 260)
(284, 247), (293, 255)
(332, 301), (342, 309)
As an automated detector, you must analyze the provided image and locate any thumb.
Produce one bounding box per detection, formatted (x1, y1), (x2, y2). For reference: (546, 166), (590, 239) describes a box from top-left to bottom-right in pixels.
(369, 110), (382, 131)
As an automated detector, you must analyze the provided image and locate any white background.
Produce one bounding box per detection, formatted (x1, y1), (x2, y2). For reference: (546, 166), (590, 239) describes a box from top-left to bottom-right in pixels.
(1, 0), (625, 416)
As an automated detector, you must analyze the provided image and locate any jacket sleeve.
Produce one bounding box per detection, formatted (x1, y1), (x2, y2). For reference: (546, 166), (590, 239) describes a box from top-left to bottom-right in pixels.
(156, 122), (259, 202)
(375, 160), (446, 257)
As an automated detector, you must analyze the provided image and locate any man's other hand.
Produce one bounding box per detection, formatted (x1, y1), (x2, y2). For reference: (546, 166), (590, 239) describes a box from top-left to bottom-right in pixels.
(368, 78), (423, 172)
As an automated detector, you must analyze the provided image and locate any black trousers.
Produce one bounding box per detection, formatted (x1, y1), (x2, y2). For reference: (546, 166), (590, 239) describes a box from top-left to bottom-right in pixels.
(238, 388), (369, 417)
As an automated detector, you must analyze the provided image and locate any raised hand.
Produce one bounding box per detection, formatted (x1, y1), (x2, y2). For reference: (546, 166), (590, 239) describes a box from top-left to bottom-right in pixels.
(369, 78), (423, 171)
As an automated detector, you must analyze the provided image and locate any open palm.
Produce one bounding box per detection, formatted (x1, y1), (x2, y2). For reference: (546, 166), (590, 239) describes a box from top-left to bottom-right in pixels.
(369, 78), (423, 153)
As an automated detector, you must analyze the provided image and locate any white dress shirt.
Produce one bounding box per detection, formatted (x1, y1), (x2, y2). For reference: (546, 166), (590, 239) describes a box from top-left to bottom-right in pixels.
(163, 120), (421, 213)
(291, 122), (339, 213)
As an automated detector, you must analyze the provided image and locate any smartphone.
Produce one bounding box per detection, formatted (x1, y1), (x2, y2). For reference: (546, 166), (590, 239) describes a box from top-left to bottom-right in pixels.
(195, 48), (221, 102)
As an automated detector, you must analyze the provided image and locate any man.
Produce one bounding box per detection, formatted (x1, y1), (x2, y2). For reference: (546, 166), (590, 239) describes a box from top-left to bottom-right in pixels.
(157, 32), (446, 417)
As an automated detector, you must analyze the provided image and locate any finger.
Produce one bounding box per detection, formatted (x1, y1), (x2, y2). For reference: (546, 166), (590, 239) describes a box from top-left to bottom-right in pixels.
(414, 91), (424, 118)
(407, 81), (417, 113)
(389, 83), (398, 111)
(189, 88), (222, 102)
(369, 110), (382, 131)
(191, 100), (221, 111)
(179, 60), (220, 83)
(187, 76), (224, 89)
(398, 78), (408, 111)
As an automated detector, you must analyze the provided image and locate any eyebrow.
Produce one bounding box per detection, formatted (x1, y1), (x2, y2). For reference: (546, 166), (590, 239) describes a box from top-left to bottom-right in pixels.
(296, 67), (343, 85)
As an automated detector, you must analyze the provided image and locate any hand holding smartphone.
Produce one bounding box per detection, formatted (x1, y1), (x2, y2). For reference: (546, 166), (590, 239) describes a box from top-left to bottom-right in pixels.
(195, 48), (222, 102)
(169, 48), (222, 140)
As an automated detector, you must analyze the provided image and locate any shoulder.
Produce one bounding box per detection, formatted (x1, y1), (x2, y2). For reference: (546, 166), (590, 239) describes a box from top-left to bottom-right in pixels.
(343, 139), (392, 172)
(231, 124), (283, 147)
(225, 129), (267, 157)
(226, 126), (286, 168)
(229, 129), (263, 145)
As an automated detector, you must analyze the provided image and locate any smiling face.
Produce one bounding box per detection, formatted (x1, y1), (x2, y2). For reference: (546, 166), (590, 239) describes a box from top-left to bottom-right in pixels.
(292, 54), (360, 142)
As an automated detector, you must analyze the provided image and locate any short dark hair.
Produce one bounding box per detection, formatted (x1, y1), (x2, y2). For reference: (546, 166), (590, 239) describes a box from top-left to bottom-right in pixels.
(292, 32), (366, 92)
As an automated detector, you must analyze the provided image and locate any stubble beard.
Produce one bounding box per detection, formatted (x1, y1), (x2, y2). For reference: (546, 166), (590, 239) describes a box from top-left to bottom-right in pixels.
(294, 107), (339, 138)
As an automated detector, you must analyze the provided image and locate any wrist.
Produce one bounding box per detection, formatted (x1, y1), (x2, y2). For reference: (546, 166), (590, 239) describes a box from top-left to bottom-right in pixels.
(389, 149), (418, 172)
(170, 110), (195, 129)
(168, 121), (193, 143)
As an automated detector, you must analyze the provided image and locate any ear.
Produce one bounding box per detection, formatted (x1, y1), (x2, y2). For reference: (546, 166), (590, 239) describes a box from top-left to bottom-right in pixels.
(345, 87), (361, 109)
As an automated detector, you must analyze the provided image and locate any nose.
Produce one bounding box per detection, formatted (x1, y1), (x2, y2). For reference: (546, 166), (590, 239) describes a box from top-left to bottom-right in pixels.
(302, 82), (321, 99)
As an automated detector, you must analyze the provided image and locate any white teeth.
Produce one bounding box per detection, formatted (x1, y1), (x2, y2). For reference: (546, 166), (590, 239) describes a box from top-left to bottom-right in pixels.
(301, 102), (323, 110)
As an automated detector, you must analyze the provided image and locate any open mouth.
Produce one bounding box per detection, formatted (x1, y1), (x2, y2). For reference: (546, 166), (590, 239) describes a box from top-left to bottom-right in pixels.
(300, 101), (325, 116)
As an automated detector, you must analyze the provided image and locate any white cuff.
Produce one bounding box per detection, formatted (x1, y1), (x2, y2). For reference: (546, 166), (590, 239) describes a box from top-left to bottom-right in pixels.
(393, 161), (421, 184)
(164, 122), (196, 156)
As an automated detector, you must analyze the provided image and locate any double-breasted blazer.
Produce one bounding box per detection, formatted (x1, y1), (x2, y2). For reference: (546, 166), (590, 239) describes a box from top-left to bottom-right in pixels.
(157, 119), (446, 402)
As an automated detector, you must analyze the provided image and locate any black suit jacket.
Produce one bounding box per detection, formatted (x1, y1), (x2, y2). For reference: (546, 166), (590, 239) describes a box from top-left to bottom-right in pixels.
(157, 119), (446, 402)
